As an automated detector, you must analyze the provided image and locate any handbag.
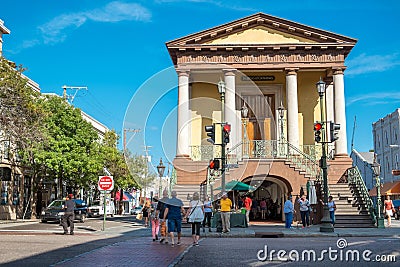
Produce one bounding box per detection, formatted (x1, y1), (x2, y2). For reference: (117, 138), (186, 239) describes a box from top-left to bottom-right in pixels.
(136, 213), (143, 220)
(188, 201), (204, 223)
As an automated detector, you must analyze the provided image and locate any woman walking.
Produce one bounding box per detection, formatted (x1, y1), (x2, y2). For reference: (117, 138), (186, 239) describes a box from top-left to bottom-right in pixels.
(327, 196), (336, 225)
(142, 200), (151, 227)
(185, 192), (204, 246)
(150, 197), (160, 241)
(298, 195), (310, 228)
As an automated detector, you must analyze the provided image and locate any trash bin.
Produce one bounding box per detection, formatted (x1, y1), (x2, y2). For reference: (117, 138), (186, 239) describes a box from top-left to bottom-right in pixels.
(241, 208), (246, 214)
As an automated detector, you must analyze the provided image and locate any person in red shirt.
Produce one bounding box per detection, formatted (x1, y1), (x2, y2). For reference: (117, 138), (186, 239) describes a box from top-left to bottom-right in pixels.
(243, 195), (252, 224)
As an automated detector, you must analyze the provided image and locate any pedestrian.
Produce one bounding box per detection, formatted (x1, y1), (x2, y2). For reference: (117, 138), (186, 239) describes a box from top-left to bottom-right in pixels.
(283, 195), (294, 229)
(185, 192), (204, 246)
(156, 190), (169, 244)
(202, 196), (213, 232)
(327, 196), (336, 225)
(142, 200), (151, 227)
(243, 195), (252, 225)
(251, 197), (258, 220)
(384, 195), (395, 227)
(163, 191), (186, 247)
(298, 195), (310, 228)
(61, 194), (75, 235)
(260, 198), (267, 220)
(220, 192), (232, 233)
(150, 197), (159, 241)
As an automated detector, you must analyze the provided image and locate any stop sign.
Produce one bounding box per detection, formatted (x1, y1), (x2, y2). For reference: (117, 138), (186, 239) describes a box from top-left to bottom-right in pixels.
(98, 176), (114, 191)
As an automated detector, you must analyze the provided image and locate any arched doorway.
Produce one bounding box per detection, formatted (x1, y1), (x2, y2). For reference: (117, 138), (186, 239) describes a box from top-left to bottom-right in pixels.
(241, 175), (292, 222)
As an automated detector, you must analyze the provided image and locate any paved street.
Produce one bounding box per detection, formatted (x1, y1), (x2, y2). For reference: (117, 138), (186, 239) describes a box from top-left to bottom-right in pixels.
(0, 216), (399, 266)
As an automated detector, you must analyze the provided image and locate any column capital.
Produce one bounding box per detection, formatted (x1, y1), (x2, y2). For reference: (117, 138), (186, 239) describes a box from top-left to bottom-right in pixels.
(285, 68), (299, 76)
(177, 69), (190, 77)
(332, 67), (346, 75)
(223, 68), (237, 76)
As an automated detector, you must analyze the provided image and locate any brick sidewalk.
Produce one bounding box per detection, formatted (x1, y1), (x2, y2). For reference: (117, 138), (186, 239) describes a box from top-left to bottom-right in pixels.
(53, 237), (193, 267)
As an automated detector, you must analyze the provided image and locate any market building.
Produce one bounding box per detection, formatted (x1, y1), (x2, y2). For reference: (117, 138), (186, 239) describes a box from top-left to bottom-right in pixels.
(167, 13), (357, 221)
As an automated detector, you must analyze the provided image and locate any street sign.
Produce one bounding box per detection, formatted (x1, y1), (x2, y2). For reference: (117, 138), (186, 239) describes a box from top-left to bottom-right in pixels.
(98, 176), (114, 191)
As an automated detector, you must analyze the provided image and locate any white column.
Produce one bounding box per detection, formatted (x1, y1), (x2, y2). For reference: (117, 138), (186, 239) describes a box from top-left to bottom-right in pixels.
(285, 68), (299, 148)
(333, 68), (348, 155)
(224, 69), (237, 149)
(325, 78), (334, 123)
(176, 70), (190, 157)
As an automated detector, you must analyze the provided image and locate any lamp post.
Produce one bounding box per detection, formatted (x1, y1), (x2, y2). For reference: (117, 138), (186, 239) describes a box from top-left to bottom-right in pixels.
(317, 78), (334, 233)
(241, 104), (249, 158)
(218, 79), (226, 193)
(157, 158), (165, 197)
(372, 159), (385, 228)
(278, 102), (285, 157)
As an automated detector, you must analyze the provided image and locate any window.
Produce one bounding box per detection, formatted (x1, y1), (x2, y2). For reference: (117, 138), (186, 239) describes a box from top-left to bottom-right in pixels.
(385, 131), (388, 145)
(396, 154), (399, 169)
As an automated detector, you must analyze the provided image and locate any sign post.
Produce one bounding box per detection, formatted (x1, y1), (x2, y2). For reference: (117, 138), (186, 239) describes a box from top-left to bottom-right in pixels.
(98, 176), (114, 231)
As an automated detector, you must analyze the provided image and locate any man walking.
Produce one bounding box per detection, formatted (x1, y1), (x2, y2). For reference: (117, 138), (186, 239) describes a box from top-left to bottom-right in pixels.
(243, 195), (252, 225)
(61, 194), (75, 235)
(163, 191), (186, 247)
(220, 193), (232, 233)
(156, 190), (170, 244)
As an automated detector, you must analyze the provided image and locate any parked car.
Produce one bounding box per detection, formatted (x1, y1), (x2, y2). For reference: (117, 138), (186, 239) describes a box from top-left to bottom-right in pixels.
(88, 199), (115, 217)
(130, 206), (142, 215)
(41, 199), (88, 223)
(392, 199), (400, 220)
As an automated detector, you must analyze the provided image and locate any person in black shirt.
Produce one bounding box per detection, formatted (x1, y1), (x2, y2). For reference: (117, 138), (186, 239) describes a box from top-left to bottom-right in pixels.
(61, 194), (76, 235)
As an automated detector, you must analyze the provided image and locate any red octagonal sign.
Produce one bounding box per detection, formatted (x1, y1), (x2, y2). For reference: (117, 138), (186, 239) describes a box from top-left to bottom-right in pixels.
(98, 176), (114, 191)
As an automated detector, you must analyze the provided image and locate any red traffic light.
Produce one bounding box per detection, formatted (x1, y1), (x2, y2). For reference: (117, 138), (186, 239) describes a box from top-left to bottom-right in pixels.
(209, 159), (220, 170)
(223, 124), (231, 132)
(314, 123), (322, 131)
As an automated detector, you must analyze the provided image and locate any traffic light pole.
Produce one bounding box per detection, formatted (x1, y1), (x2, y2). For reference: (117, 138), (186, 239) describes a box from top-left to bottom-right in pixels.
(319, 93), (334, 233)
(220, 90), (226, 194)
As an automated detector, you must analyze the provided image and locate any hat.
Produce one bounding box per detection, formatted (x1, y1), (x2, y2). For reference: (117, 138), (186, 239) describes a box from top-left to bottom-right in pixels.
(222, 192), (228, 197)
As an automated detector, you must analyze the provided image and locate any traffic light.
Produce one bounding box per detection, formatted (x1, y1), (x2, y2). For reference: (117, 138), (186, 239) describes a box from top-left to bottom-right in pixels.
(209, 159), (220, 170)
(329, 122), (340, 142)
(205, 124), (215, 144)
(223, 123), (231, 144)
(314, 122), (322, 143)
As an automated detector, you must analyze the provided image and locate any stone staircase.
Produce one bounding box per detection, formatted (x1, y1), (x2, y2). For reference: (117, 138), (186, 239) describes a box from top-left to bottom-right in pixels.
(329, 183), (375, 228)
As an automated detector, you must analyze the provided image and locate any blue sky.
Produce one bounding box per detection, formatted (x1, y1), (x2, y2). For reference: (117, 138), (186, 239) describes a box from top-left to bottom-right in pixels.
(1, 0), (400, 171)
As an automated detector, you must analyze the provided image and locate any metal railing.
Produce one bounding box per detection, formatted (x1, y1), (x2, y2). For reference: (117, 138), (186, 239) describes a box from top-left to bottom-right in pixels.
(347, 166), (377, 224)
(190, 140), (322, 179)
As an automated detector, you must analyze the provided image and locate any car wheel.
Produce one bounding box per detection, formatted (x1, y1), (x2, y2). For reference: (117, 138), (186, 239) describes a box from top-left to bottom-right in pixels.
(395, 212), (399, 220)
(41, 219), (47, 223)
(80, 214), (86, 223)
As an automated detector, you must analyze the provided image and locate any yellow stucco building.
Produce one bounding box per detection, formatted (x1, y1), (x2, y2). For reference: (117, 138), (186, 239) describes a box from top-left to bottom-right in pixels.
(167, 13), (356, 221)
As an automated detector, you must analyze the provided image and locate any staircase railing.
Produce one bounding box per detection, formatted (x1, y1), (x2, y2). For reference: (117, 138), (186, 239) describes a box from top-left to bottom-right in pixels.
(347, 166), (377, 224)
(286, 142), (321, 180)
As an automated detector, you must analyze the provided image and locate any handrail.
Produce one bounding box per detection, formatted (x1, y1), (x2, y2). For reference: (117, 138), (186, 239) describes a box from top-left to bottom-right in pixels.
(347, 166), (377, 224)
(286, 142), (321, 180)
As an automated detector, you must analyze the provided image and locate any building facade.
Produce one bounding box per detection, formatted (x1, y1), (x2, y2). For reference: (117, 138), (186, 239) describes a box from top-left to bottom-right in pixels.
(373, 108), (400, 183)
(350, 150), (375, 191)
(167, 13), (355, 219)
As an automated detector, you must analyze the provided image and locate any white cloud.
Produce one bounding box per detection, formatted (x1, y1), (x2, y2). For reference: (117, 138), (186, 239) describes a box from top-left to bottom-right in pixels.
(154, 0), (255, 11)
(38, 1), (151, 45)
(346, 53), (400, 76)
(347, 92), (400, 106)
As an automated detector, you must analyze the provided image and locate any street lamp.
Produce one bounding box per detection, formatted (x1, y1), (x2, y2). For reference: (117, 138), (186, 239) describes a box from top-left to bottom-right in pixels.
(372, 159), (385, 228)
(278, 102), (285, 157)
(157, 158), (165, 197)
(316, 78), (334, 233)
(241, 104), (249, 158)
(218, 79), (226, 193)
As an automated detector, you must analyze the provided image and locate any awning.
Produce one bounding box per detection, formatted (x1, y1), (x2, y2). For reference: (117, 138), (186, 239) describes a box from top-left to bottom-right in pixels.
(369, 181), (400, 197)
(115, 191), (134, 201)
(215, 180), (256, 191)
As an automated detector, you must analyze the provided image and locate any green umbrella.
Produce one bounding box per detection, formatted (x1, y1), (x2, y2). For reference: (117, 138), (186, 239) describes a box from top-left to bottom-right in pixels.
(215, 180), (256, 191)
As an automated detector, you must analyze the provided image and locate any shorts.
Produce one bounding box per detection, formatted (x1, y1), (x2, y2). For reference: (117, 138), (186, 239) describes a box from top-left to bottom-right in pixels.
(167, 218), (182, 233)
(386, 209), (393, 217)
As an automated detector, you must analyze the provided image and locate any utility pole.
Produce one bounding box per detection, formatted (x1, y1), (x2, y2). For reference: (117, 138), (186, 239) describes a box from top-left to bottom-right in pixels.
(142, 145), (152, 203)
(62, 85), (88, 104)
(123, 128), (140, 153)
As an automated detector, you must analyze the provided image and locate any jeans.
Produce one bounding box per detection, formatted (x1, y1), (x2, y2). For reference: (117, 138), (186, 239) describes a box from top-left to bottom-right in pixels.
(300, 210), (310, 227)
(329, 211), (335, 225)
(203, 212), (212, 228)
(61, 212), (74, 233)
(285, 212), (293, 228)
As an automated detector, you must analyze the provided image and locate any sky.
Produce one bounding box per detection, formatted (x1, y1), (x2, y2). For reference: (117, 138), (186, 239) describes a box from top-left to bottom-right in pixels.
(1, 0), (400, 173)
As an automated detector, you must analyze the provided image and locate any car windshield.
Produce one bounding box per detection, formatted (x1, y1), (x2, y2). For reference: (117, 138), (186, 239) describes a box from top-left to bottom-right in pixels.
(48, 200), (64, 208)
(91, 201), (100, 206)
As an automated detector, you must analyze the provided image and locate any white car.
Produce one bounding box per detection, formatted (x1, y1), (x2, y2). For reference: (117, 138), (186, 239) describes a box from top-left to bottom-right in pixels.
(131, 206), (142, 215)
(88, 200), (115, 217)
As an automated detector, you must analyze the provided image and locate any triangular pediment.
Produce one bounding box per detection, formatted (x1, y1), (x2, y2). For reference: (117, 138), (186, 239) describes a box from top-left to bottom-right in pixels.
(166, 13), (357, 48)
(204, 25), (316, 45)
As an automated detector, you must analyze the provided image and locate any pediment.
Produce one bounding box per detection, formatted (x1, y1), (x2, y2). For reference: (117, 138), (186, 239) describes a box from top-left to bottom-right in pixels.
(166, 13), (357, 48)
(204, 25), (316, 45)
